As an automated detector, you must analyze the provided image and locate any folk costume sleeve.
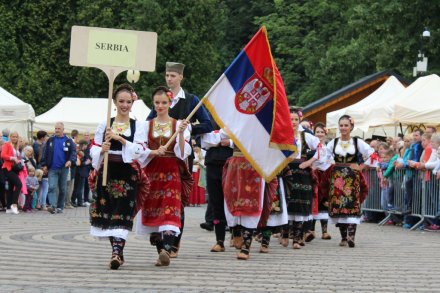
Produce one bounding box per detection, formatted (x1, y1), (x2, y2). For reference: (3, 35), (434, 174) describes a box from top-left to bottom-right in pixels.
(174, 120), (192, 160)
(358, 139), (375, 167)
(90, 122), (106, 170)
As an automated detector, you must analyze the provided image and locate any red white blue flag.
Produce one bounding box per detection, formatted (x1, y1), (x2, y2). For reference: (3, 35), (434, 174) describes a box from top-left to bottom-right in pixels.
(203, 26), (296, 182)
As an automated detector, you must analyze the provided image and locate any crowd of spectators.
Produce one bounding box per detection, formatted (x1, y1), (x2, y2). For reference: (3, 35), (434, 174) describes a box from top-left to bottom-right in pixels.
(364, 125), (440, 230)
(0, 123), (93, 215)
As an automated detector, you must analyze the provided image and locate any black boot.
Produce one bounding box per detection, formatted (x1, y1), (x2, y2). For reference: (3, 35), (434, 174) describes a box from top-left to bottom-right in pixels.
(260, 228), (272, 253)
(303, 220), (315, 242)
(347, 224), (357, 248)
(232, 226), (243, 249)
(237, 228), (253, 259)
(338, 224), (348, 246)
(280, 224), (289, 247)
(109, 236), (125, 269)
(321, 219), (331, 239)
(292, 221), (303, 249)
(150, 232), (171, 266)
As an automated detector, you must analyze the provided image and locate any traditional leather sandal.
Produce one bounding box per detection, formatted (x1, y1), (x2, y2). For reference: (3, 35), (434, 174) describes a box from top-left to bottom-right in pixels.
(292, 243), (301, 249)
(155, 249), (170, 266)
(210, 244), (225, 252)
(259, 245), (269, 253)
(304, 231), (315, 242)
(339, 239), (348, 247)
(321, 233), (331, 240)
(237, 250), (249, 260)
(109, 254), (122, 270)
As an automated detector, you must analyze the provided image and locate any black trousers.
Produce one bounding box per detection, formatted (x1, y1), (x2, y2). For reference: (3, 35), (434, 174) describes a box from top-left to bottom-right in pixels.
(2, 169), (22, 208)
(206, 162), (227, 224)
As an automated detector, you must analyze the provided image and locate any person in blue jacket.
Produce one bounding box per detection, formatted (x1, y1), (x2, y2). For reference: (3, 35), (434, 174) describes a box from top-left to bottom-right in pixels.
(41, 122), (76, 214)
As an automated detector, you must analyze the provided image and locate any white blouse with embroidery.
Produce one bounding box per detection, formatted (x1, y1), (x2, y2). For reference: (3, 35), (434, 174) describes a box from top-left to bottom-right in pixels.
(136, 120), (192, 168)
(90, 120), (147, 170)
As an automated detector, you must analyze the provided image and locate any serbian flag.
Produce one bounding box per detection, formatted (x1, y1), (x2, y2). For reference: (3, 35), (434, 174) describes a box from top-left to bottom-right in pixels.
(203, 26), (296, 182)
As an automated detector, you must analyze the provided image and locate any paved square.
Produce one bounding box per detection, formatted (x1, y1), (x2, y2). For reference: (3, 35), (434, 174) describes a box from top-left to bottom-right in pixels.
(1, 207), (440, 292)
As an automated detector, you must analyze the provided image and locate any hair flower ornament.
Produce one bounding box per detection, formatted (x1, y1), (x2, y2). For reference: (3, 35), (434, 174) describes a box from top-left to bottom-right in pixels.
(131, 91), (138, 101)
(166, 91), (174, 100)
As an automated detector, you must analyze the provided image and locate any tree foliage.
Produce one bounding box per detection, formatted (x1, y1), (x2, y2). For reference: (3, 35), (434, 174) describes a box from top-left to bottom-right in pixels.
(0, 0), (439, 115)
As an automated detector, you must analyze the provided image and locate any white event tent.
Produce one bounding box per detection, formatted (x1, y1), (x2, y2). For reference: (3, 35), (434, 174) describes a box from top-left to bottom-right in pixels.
(392, 74), (440, 125)
(326, 76), (406, 133)
(34, 97), (150, 133)
(0, 86), (35, 138)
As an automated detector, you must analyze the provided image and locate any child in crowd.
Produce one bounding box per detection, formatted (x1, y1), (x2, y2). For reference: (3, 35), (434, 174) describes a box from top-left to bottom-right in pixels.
(377, 148), (395, 211)
(23, 166), (39, 212)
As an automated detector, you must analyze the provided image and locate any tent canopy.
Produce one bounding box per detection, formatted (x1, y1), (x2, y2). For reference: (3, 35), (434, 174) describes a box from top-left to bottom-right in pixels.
(34, 97), (150, 133)
(0, 86), (35, 138)
(326, 76), (406, 132)
(392, 74), (440, 125)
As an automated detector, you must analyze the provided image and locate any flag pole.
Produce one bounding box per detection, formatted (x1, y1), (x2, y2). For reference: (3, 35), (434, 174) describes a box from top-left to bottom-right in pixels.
(163, 96), (207, 149)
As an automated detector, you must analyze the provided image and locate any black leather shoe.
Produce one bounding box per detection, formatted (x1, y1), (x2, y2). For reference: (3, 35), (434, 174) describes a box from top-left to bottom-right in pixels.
(200, 222), (214, 231)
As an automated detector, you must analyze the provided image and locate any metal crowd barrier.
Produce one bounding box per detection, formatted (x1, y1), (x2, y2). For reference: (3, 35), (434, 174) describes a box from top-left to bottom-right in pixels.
(361, 168), (440, 231)
(361, 168), (382, 212)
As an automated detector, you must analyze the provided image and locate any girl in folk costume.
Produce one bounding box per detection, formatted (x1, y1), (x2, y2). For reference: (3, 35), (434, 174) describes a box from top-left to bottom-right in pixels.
(135, 86), (192, 267)
(280, 108), (320, 249)
(320, 115), (374, 247)
(310, 122), (332, 240)
(258, 172), (288, 253)
(222, 130), (268, 260)
(222, 128), (280, 260)
(89, 83), (147, 270)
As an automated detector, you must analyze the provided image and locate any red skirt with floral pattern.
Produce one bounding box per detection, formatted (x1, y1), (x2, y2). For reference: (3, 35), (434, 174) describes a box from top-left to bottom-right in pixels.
(141, 157), (182, 228)
(222, 156), (262, 217)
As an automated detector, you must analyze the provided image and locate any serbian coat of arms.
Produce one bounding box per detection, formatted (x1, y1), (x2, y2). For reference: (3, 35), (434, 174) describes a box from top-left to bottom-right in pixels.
(234, 67), (274, 115)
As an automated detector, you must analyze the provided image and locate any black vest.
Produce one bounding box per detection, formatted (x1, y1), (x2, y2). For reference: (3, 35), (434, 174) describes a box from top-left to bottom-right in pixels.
(169, 93), (196, 122)
(205, 146), (233, 165)
(332, 137), (360, 164)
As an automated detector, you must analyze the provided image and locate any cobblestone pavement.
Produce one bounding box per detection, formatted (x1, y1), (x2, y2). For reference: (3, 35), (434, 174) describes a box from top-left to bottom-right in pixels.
(1, 206), (440, 293)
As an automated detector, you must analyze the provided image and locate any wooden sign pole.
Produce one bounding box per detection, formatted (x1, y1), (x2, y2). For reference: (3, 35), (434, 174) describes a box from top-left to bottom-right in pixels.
(102, 69), (115, 186)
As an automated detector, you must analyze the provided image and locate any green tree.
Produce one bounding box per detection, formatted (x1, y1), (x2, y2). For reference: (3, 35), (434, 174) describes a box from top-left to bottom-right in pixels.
(257, 0), (440, 106)
(124, 0), (226, 107)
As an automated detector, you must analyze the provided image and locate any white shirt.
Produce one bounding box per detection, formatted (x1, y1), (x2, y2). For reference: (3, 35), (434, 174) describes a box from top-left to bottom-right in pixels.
(170, 88), (186, 108)
(201, 129), (234, 150)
